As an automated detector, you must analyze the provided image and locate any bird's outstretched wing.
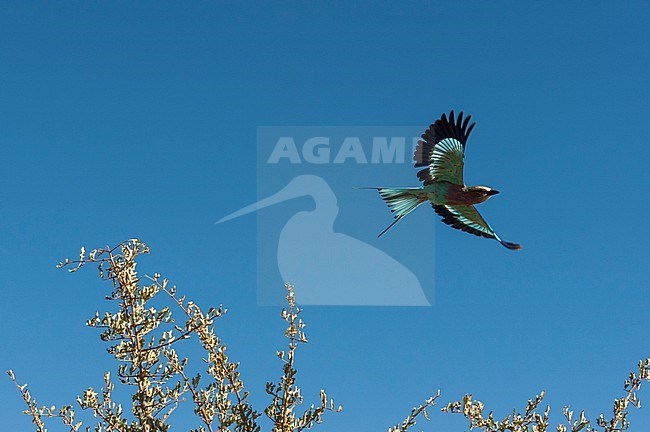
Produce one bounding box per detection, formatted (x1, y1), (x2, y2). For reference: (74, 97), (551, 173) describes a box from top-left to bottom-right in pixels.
(414, 110), (475, 186)
(433, 204), (521, 250)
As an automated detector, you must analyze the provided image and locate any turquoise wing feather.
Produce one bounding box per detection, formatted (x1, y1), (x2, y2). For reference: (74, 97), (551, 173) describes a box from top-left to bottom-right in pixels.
(413, 110), (475, 185)
(433, 204), (521, 250)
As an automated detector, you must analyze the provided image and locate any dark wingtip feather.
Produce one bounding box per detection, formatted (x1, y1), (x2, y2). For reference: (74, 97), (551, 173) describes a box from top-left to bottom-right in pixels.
(413, 109), (475, 170)
(466, 121), (476, 138)
(500, 241), (522, 250)
(461, 114), (470, 130)
(437, 110), (475, 145)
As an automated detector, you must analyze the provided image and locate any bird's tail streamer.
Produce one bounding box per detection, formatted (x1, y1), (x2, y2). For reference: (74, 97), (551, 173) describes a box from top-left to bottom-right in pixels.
(360, 187), (427, 237)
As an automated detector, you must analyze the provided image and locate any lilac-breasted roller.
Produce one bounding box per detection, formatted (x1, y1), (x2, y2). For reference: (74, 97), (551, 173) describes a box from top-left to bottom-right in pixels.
(367, 110), (521, 250)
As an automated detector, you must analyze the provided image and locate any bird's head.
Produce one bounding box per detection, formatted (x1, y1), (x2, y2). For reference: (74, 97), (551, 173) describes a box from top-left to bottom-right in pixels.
(468, 186), (500, 202)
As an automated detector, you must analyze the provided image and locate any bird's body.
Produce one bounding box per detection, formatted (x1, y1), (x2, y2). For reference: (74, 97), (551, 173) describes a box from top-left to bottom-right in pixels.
(366, 110), (521, 250)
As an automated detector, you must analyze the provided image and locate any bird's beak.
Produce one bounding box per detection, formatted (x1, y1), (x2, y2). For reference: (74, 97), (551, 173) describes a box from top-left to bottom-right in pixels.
(487, 189), (500, 196)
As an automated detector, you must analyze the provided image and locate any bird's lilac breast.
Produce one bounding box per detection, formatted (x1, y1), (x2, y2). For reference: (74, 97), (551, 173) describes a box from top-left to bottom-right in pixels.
(426, 182), (485, 206)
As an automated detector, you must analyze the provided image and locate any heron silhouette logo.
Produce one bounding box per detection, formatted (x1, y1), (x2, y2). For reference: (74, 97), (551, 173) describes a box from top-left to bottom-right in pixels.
(218, 175), (429, 306)
(217, 127), (432, 306)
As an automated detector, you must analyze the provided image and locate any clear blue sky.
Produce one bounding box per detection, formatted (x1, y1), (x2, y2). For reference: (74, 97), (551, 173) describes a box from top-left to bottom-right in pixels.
(2, 1), (649, 431)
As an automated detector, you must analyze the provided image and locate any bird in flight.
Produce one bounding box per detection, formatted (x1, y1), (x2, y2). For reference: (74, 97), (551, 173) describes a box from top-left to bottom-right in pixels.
(365, 110), (521, 250)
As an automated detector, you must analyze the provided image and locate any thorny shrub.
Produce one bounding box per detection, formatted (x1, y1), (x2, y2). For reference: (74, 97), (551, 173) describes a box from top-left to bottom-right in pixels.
(8, 239), (650, 432)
